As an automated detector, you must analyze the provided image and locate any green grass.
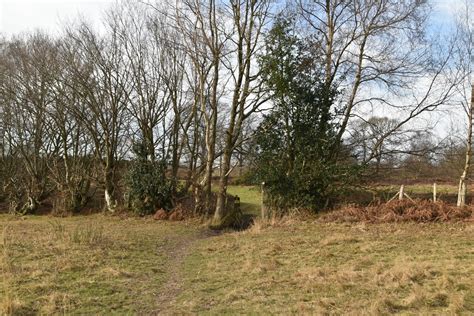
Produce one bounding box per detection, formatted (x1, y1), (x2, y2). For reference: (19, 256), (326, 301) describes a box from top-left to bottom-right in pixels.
(0, 214), (197, 314)
(377, 184), (459, 195)
(226, 185), (261, 216)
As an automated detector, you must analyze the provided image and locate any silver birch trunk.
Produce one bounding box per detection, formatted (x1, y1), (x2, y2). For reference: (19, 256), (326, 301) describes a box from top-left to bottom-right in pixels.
(457, 85), (474, 207)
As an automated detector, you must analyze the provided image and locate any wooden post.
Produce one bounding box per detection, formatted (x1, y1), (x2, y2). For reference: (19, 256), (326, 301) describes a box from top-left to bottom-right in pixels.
(261, 182), (266, 219)
(433, 183), (437, 203)
(398, 185), (404, 201)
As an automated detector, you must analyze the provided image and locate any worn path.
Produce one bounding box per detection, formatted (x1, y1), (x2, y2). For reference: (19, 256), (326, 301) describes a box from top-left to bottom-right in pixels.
(153, 229), (221, 314)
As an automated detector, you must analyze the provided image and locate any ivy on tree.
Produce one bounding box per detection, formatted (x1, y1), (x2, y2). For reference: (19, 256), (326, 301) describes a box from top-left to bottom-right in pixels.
(253, 16), (358, 211)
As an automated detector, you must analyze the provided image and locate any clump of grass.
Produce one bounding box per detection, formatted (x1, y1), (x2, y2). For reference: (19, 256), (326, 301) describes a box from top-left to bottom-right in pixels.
(49, 219), (66, 240)
(247, 209), (314, 234)
(1, 297), (24, 316)
(428, 292), (449, 307)
(371, 297), (406, 314)
(48, 220), (107, 247)
(69, 224), (106, 246)
(40, 292), (76, 315)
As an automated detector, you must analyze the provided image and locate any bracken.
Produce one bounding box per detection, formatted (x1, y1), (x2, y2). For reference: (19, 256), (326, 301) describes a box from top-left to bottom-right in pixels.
(320, 200), (474, 223)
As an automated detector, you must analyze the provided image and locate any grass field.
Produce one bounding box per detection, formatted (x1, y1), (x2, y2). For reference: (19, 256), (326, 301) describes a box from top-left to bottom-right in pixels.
(378, 183), (458, 194)
(225, 185), (261, 216)
(0, 215), (198, 314)
(177, 222), (474, 314)
(1, 185), (473, 314)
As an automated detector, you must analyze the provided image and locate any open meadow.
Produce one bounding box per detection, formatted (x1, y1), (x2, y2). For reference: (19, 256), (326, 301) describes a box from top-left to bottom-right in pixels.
(3, 0), (474, 314)
(1, 185), (473, 314)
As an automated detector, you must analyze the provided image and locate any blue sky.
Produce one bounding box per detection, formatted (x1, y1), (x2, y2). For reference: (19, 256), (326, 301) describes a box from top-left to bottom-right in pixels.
(429, 0), (464, 33)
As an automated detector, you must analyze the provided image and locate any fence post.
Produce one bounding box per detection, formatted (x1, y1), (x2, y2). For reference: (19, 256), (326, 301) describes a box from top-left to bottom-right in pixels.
(433, 183), (437, 202)
(399, 185), (404, 201)
(261, 182), (266, 220)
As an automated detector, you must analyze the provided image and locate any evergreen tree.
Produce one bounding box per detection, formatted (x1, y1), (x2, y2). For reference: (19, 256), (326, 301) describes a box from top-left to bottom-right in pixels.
(126, 141), (172, 215)
(254, 16), (358, 211)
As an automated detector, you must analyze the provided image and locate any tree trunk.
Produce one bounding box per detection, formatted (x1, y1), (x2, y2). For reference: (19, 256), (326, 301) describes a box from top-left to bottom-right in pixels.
(171, 113), (180, 196)
(214, 147), (231, 223)
(199, 104), (217, 214)
(238, 152), (243, 177)
(202, 48), (219, 214)
(104, 158), (116, 212)
(202, 137), (215, 214)
(457, 85), (474, 207)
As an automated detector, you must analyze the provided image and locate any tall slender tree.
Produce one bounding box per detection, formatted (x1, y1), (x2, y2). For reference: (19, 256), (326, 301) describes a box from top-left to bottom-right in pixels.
(454, 0), (474, 207)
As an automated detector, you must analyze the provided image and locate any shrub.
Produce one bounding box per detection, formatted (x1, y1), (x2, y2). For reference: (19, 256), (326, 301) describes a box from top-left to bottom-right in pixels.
(125, 142), (172, 215)
(253, 16), (360, 212)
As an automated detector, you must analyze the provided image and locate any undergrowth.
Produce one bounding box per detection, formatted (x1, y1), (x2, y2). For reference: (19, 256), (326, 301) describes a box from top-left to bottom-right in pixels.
(321, 200), (474, 223)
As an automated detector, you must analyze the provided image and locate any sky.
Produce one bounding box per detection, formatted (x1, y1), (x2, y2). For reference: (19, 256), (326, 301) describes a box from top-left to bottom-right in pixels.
(0, 0), (115, 36)
(0, 0), (466, 37)
(0, 0), (469, 139)
(430, 0), (465, 33)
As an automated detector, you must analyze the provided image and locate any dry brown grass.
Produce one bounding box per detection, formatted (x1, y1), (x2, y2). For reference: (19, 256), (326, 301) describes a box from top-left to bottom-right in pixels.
(321, 200), (474, 223)
(247, 208), (316, 234)
(176, 221), (474, 314)
(1, 184), (473, 315)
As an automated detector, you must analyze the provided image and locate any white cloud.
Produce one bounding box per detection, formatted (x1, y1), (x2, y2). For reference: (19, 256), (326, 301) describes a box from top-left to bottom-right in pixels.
(434, 0), (466, 18)
(0, 0), (115, 37)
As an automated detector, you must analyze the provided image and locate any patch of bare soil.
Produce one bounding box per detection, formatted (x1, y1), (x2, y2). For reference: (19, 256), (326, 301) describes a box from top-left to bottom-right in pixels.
(321, 200), (474, 223)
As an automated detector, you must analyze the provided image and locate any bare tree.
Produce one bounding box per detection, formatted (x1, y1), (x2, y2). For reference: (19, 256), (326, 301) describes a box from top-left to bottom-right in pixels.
(174, 0), (229, 213)
(112, 2), (170, 162)
(296, 0), (458, 158)
(213, 0), (270, 223)
(454, 0), (474, 207)
(63, 22), (132, 212)
(47, 52), (97, 213)
(0, 34), (60, 212)
(150, 5), (192, 192)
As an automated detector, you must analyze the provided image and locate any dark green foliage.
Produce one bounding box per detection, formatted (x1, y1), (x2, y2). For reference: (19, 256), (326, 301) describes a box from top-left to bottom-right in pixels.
(254, 16), (359, 211)
(126, 141), (172, 215)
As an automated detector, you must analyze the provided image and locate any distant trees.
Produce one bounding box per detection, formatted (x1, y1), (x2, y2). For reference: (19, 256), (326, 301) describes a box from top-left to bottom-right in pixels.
(0, 0), (470, 217)
(348, 117), (404, 174)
